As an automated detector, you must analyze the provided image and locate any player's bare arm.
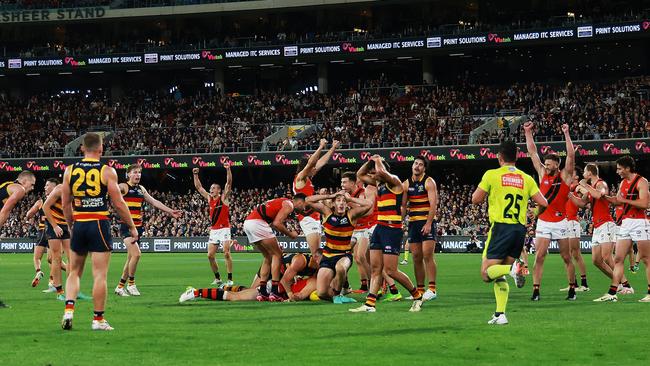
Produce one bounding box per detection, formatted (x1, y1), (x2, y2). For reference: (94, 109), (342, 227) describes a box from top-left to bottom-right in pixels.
(25, 199), (43, 221)
(192, 168), (210, 200)
(272, 201), (298, 239)
(423, 177), (438, 235)
(346, 196), (372, 222)
(43, 185), (64, 237)
(373, 156), (401, 190)
(0, 184), (26, 227)
(313, 140), (340, 173)
(356, 160), (376, 186)
(617, 178), (649, 209)
(296, 139), (327, 185)
(222, 163), (232, 205)
(61, 166), (74, 225)
(106, 166), (139, 240)
(280, 254), (307, 299)
(523, 121), (545, 180)
(306, 194), (334, 217)
(142, 186), (183, 218)
(560, 124), (575, 184)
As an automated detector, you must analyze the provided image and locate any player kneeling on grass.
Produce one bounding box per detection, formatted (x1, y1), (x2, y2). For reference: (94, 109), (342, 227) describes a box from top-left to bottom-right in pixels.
(471, 140), (548, 325)
(306, 191), (372, 304)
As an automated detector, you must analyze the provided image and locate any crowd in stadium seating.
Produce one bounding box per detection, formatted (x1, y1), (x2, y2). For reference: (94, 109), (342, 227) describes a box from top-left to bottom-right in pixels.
(0, 76), (648, 158)
(1, 181), (489, 239)
(2, 172), (640, 244)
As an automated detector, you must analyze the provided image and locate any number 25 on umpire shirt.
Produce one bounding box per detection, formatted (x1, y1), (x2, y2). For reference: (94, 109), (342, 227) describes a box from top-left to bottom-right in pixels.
(478, 166), (540, 226)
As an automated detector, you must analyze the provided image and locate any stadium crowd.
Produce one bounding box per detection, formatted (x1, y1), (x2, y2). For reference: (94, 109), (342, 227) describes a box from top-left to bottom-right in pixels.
(0, 179), (493, 239)
(1, 76), (648, 158)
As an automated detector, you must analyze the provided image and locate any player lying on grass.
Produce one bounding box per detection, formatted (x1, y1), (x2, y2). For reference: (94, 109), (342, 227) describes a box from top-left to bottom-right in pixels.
(179, 252), (321, 303)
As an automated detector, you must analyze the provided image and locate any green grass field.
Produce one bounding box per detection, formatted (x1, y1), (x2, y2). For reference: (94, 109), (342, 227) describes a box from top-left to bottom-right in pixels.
(0, 252), (648, 366)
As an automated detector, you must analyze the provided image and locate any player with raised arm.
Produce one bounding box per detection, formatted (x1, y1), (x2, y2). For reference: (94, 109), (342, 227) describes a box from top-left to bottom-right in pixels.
(472, 140), (548, 325)
(114, 164), (182, 297)
(243, 195), (307, 301)
(0, 170), (36, 307)
(595, 156), (649, 302)
(350, 155), (423, 313)
(293, 139), (339, 255)
(307, 191), (372, 303)
(402, 156), (439, 301)
(60, 133), (138, 331)
(193, 164), (234, 286)
(524, 121), (578, 301)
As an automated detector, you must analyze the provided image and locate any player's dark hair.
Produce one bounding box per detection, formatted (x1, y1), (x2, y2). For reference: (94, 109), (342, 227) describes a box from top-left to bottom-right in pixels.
(414, 156), (429, 170)
(46, 178), (60, 185)
(341, 171), (356, 182)
(127, 164), (142, 174)
(498, 140), (518, 163)
(544, 153), (560, 163)
(616, 156), (636, 172)
(293, 192), (307, 201)
(82, 132), (103, 152)
(585, 163), (598, 176)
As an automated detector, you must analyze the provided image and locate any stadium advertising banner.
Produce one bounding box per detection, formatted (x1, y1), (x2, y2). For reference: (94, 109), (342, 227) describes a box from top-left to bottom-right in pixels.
(0, 20), (647, 72)
(0, 138), (647, 172)
(0, 235), (592, 254)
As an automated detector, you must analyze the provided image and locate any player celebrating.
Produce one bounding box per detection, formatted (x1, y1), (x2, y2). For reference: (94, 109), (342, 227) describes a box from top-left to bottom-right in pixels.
(569, 163), (631, 292)
(193, 164), (234, 286)
(596, 156), (649, 302)
(561, 168), (589, 292)
(472, 140), (548, 325)
(402, 156), (439, 301)
(0, 170), (36, 307)
(524, 121), (577, 301)
(243, 195), (306, 301)
(307, 191), (372, 303)
(114, 164), (182, 297)
(60, 133), (137, 331)
(42, 178), (72, 301)
(350, 155), (423, 313)
(293, 139), (339, 255)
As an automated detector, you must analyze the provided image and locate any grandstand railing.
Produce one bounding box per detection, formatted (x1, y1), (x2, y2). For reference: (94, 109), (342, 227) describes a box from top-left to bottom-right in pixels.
(5, 12), (649, 58)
